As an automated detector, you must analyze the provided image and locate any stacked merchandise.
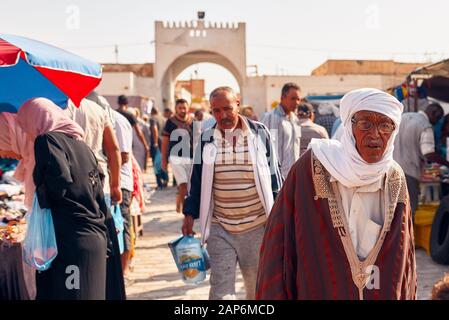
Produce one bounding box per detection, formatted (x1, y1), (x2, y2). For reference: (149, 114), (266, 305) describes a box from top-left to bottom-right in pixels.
(421, 163), (441, 183)
(0, 159), (27, 246)
(0, 199), (27, 245)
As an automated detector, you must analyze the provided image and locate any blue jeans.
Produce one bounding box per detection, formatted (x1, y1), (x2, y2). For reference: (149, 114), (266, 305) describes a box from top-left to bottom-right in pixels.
(151, 146), (168, 188)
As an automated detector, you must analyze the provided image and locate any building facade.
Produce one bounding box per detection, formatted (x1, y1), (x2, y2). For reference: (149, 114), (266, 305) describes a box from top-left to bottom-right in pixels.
(95, 20), (425, 116)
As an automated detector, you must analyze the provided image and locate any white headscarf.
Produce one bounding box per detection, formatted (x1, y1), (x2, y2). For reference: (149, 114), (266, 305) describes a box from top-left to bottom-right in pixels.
(310, 88), (403, 188)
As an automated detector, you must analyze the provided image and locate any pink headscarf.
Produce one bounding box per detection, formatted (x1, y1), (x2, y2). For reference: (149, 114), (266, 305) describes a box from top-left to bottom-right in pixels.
(17, 98), (84, 141)
(0, 112), (35, 208)
(15, 98), (84, 208)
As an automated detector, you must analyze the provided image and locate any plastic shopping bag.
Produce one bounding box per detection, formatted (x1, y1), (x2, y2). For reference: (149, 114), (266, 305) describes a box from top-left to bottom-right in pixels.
(111, 204), (125, 255)
(22, 194), (58, 271)
(153, 149), (163, 175)
(168, 235), (210, 284)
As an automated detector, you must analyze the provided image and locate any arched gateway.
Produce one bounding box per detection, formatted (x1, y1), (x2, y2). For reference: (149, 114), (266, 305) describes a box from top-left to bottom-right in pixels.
(154, 19), (247, 109)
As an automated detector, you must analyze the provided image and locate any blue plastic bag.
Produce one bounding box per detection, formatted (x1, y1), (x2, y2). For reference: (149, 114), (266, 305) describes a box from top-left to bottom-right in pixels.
(111, 204), (125, 255)
(168, 235), (210, 284)
(153, 149), (163, 175)
(22, 194), (58, 271)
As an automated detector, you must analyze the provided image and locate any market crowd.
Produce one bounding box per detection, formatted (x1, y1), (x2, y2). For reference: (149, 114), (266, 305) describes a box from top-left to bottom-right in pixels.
(0, 92), (184, 300)
(2, 82), (449, 301)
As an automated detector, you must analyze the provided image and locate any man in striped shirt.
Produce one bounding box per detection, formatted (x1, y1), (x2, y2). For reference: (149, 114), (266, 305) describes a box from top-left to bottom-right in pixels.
(182, 87), (282, 300)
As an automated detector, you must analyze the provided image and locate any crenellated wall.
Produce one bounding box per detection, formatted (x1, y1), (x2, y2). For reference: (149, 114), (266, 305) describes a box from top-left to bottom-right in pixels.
(160, 20), (241, 30)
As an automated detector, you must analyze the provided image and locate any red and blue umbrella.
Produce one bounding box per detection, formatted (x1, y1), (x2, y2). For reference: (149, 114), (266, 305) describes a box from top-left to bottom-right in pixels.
(0, 34), (102, 112)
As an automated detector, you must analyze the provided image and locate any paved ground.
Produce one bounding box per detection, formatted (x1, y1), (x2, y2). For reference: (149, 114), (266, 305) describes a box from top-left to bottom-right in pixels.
(125, 173), (449, 300)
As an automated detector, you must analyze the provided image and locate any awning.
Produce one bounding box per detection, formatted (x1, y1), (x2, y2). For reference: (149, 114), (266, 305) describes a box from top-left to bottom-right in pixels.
(422, 76), (449, 103)
(410, 58), (449, 78)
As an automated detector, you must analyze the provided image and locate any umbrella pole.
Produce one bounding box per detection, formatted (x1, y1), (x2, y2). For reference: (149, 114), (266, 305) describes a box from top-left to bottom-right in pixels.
(414, 78), (418, 113)
(407, 76), (411, 113)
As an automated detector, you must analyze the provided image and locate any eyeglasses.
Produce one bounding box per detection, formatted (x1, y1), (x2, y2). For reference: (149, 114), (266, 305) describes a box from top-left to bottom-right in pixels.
(351, 117), (396, 134)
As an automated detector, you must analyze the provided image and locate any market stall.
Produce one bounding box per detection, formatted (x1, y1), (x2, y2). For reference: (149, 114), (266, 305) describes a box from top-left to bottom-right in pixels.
(398, 58), (449, 113)
(0, 159), (35, 300)
(392, 59), (449, 265)
(0, 34), (105, 300)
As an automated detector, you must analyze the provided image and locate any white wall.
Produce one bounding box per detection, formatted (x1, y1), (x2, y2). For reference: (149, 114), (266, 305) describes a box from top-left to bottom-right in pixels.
(244, 76), (267, 117)
(245, 74), (404, 114)
(96, 72), (135, 96)
(135, 77), (155, 99)
(97, 72), (155, 99)
(98, 71), (406, 117)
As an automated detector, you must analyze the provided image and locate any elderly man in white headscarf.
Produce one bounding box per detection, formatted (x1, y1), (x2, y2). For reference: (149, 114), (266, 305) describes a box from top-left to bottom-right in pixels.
(256, 88), (416, 300)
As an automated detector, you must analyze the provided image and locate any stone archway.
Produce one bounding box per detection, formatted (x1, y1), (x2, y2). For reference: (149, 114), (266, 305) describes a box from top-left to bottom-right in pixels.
(154, 19), (247, 109)
(161, 50), (243, 108)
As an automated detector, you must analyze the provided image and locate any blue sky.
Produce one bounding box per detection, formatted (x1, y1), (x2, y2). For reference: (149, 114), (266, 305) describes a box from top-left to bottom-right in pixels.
(2, 0), (449, 93)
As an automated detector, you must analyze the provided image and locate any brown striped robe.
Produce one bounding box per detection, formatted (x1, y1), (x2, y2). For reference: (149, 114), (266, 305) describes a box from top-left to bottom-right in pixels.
(256, 149), (417, 300)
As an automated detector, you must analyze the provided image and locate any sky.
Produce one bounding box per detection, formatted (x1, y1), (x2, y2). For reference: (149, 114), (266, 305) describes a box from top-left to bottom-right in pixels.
(2, 0), (449, 94)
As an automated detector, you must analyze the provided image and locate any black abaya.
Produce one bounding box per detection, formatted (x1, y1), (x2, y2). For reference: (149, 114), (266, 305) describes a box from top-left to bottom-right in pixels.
(33, 132), (108, 300)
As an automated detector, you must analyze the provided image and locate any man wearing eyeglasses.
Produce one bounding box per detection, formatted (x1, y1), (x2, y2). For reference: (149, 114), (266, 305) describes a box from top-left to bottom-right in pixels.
(257, 88), (416, 300)
(394, 103), (449, 217)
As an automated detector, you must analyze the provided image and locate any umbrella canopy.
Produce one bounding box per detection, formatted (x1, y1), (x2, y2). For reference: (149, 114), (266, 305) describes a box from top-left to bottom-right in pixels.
(0, 34), (102, 112)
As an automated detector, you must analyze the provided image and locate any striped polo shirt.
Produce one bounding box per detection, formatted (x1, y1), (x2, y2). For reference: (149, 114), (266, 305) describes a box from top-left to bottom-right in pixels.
(211, 125), (266, 233)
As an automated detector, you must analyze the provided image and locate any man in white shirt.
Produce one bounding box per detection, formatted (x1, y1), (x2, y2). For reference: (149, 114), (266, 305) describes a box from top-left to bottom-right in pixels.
(111, 110), (134, 278)
(394, 103), (449, 215)
(65, 98), (122, 204)
(261, 83), (302, 179)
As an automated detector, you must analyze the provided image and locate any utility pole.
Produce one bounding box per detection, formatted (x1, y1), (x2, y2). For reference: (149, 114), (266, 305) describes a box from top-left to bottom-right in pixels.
(114, 44), (118, 63)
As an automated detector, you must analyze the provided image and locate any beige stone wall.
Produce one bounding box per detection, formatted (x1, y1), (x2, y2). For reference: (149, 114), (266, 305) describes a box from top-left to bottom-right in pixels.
(175, 79), (205, 101)
(190, 79), (205, 100)
(102, 63), (154, 77)
(312, 60), (425, 76)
